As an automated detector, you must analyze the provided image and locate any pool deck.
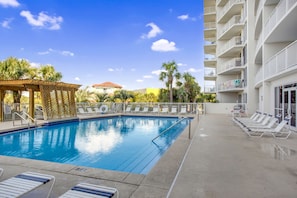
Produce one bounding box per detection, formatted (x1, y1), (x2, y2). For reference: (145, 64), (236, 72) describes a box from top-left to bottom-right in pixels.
(1, 114), (297, 197)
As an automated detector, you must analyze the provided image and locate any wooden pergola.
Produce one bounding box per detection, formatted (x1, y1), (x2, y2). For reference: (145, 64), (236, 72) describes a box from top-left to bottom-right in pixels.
(0, 79), (81, 121)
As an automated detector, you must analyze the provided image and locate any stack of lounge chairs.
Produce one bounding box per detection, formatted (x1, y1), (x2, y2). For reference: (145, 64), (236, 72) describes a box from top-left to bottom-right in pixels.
(233, 111), (292, 139)
(0, 168), (118, 198)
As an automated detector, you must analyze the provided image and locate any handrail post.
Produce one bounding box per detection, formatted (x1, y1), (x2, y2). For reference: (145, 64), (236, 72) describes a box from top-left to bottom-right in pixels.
(188, 121), (191, 139)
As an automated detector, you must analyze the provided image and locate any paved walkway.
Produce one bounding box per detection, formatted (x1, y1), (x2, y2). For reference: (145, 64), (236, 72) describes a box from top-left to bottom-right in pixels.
(0, 114), (297, 197)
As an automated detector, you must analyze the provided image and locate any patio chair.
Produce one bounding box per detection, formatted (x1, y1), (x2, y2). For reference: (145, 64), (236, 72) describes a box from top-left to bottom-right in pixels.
(59, 182), (118, 198)
(245, 117), (278, 130)
(244, 118), (292, 139)
(0, 171), (55, 198)
(235, 114), (272, 129)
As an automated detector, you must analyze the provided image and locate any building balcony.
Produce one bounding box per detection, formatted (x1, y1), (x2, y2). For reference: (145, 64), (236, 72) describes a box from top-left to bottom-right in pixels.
(217, 57), (245, 75)
(217, 36), (244, 57)
(217, 0), (228, 7)
(218, 15), (245, 40)
(204, 55), (217, 68)
(204, 68), (217, 81)
(218, 79), (244, 92)
(217, 0), (245, 23)
(204, 22), (217, 38)
(204, 85), (216, 93)
(204, 6), (216, 22)
(264, 40), (297, 81)
(204, 38), (216, 54)
(264, 0), (297, 43)
(254, 67), (263, 88)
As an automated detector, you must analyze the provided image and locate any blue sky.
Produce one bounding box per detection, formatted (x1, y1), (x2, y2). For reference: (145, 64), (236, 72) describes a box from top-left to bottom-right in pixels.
(0, 0), (204, 90)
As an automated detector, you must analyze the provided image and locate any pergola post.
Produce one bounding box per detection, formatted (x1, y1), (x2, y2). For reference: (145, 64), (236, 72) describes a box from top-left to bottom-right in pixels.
(0, 90), (3, 121)
(28, 89), (35, 119)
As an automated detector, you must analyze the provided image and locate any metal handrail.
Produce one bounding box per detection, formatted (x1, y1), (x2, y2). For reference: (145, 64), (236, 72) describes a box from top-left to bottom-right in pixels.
(12, 112), (37, 128)
(152, 117), (188, 142)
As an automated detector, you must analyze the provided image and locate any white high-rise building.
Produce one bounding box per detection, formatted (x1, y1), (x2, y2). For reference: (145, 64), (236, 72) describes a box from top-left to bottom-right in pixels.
(203, 0), (297, 129)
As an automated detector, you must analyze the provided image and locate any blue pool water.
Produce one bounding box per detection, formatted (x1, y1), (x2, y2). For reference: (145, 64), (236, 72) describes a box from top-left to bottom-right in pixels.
(0, 116), (189, 174)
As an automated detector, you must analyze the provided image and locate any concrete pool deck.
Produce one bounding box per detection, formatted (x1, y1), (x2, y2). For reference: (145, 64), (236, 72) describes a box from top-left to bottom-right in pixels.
(1, 114), (297, 197)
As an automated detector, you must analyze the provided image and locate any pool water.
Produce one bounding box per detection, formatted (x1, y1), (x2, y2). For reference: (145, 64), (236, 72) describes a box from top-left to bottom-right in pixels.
(0, 116), (189, 174)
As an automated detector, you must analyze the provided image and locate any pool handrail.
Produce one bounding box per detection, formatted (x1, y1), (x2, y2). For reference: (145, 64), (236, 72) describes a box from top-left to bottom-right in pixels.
(152, 117), (188, 142)
(12, 111), (37, 128)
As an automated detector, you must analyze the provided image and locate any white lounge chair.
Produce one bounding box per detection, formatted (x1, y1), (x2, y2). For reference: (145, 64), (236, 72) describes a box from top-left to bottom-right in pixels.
(245, 117), (278, 129)
(134, 105), (140, 113)
(59, 182), (118, 198)
(170, 106), (177, 114)
(244, 118), (291, 139)
(140, 106), (149, 113)
(0, 171), (55, 198)
(152, 106), (159, 113)
(125, 105), (132, 113)
(161, 106), (169, 113)
(180, 106), (187, 114)
(86, 107), (95, 114)
(77, 107), (88, 114)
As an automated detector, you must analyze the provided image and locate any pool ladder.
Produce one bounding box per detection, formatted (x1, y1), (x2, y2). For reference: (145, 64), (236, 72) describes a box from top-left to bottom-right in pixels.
(152, 117), (188, 142)
(12, 111), (37, 128)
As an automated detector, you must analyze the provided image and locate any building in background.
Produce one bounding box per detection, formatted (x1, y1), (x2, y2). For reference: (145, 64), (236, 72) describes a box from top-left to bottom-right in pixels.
(203, 0), (297, 128)
(92, 81), (122, 94)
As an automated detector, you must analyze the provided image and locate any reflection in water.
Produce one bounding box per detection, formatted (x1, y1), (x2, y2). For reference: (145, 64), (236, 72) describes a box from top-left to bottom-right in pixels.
(75, 130), (122, 154)
(0, 116), (189, 174)
(260, 143), (297, 160)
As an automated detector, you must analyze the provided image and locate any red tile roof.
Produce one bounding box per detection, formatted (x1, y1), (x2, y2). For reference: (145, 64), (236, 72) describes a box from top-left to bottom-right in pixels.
(92, 81), (122, 88)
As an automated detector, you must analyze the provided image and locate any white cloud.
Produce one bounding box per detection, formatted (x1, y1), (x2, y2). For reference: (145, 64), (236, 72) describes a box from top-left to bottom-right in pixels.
(143, 75), (153, 79)
(131, 68), (136, 72)
(185, 68), (203, 73)
(0, 0), (20, 7)
(152, 69), (166, 76)
(151, 39), (178, 52)
(107, 67), (123, 72)
(177, 14), (196, 21)
(75, 77), (80, 81)
(177, 63), (187, 67)
(136, 79), (143, 82)
(1, 18), (13, 28)
(178, 14), (189, 20)
(141, 22), (162, 39)
(38, 48), (74, 56)
(61, 51), (74, 56)
(20, 10), (63, 30)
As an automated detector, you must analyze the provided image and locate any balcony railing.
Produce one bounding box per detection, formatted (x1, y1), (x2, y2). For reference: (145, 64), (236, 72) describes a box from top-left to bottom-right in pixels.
(204, 22), (216, 30)
(204, 85), (216, 93)
(264, 40), (297, 80)
(204, 68), (216, 77)
(204, 54), (217, 61)
(218, 79), (243, 91)
(204, 6), (216, 14)
(217, 0), (245, 22)
(217, 36), (243, 56)
(218, 15), (243, 38)
(264, 0), (297, 39)
(204, 37), (216, 45)
(255, 30), (263, 54)
(255, 67), (263, 86)
(217, 57), (243, 74)
(255, 0), (264, 22)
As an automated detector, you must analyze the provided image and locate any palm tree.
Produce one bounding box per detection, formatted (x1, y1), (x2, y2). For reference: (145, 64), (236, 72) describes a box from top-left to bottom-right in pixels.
(182, 72), (201, 102)
(159, 61), (181, 103)
(75, 87), (93, 103)
(0, 57), (31, 108)
(37, 65), (62, 81)
(113, 90), (134, 103)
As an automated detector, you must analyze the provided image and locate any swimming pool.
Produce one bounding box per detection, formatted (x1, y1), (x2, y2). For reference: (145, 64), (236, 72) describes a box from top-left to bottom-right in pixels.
(0, 116), (190, 174)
